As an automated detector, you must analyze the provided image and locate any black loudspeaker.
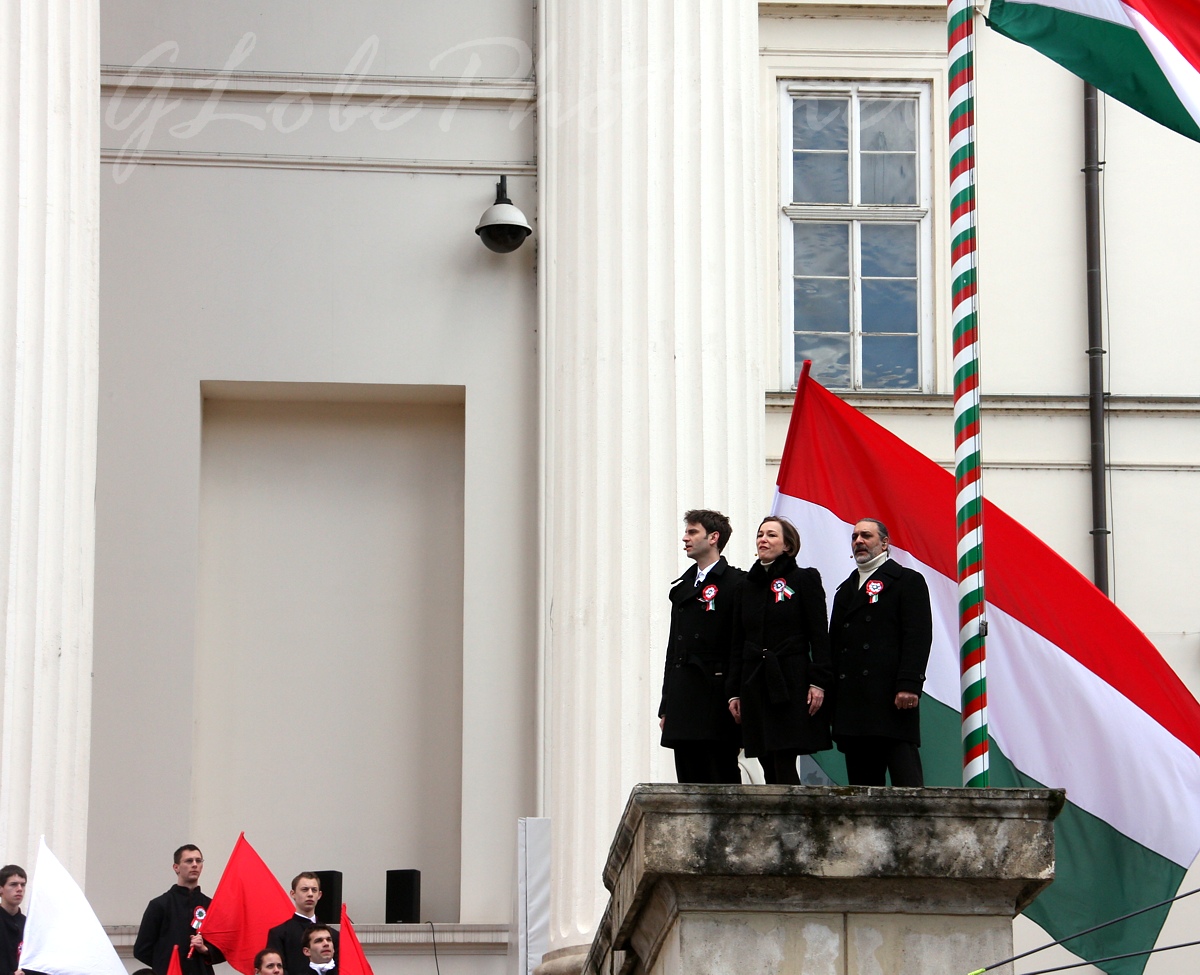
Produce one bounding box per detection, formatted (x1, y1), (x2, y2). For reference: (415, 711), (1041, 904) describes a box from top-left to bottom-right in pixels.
(314, 870), (343, 924)
(385, 869), (421, 923)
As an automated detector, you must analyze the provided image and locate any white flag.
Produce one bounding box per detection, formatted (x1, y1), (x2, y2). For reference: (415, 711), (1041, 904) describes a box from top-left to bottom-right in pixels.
(19, 837), (127, 975)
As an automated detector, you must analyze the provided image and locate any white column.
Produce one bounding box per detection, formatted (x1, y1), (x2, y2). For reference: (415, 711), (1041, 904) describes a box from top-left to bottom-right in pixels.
(537, 0), (764, 951)
(0, 0), (100, 880)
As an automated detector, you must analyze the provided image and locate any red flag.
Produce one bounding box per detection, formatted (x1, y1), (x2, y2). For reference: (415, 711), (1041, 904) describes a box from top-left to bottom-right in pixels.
(200, 833), (294, 975)
(775, 364), (1200, 971)
(337, 905), (375, 975)
(168, 946), (184, 975)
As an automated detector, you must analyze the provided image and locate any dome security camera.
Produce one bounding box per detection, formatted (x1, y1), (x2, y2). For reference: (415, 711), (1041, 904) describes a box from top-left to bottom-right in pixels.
(476, 176), (532, 253)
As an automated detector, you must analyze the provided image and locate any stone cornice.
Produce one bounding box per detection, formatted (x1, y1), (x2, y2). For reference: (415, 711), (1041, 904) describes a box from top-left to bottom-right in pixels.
(101, 65), (536, 106)
(100, 149), (535, 176)
(766, 390), (1200, 416)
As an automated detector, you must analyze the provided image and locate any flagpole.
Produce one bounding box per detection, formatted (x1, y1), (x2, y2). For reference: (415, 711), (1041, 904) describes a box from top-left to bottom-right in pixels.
(948, 0), (989, 787)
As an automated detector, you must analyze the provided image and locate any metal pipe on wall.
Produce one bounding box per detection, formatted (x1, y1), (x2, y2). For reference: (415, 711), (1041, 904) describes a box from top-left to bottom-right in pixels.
(1084, 81), (1110, 596)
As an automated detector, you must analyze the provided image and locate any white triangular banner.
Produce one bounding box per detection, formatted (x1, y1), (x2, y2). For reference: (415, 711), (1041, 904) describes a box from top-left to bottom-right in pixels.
(20, 837), (127, 975)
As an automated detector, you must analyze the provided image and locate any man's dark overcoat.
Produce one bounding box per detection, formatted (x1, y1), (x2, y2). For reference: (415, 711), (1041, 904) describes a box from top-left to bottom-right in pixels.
(725, 554), (832, 756)
(829, 557), (932, 745)
(133, 885), (224, 975)
(266, 915), (341, 975)
(659, 556), (745, 746)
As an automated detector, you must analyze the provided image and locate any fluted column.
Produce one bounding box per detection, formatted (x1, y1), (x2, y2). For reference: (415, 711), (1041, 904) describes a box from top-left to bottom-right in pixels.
(0, 0), (100, 879)
(538, 0), (764, 951)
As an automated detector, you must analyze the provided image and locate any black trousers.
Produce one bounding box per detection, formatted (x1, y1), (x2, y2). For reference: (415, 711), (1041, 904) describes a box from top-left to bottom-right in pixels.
(672, 741), (742, 784)
(842, 737), (924, 787)
(759, 749), (801, 785)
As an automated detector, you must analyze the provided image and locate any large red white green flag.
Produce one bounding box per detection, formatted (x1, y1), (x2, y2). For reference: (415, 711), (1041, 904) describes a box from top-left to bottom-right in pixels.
(774, 370), (1200, 975)
(986, 0), (1200, 142)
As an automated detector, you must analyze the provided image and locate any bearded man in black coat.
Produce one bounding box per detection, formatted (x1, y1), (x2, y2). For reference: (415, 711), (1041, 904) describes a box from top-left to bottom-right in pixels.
(829, 517), (932, 787)
(658, 509), (746, 783)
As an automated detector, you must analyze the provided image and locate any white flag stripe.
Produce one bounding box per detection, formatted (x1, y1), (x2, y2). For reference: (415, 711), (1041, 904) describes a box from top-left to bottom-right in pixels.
(961, 661), (985, 689)
(773, 494), (963, 706)
(1003, 0), (1200, 128)
(776, 493), (1200, 867)
(986, 603), (1200, 867)
(960, 705), (987, 737)
(20, 837), (128, 975)
(1128, 6), (1200, 127)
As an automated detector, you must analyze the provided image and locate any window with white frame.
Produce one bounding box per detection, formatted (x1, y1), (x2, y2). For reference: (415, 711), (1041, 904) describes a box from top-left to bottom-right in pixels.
(781, 82), (933, 390)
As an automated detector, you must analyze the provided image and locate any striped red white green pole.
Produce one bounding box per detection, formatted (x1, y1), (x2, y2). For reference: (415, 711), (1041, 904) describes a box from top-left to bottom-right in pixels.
(949, 0), (989, 787)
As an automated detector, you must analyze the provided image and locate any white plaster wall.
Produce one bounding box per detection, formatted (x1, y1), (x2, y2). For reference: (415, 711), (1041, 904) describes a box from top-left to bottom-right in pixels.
(761, 7), (1200, 973)
(193, 397), (466, 923)
(100, 0), (535, 80)
(92, 0), (537, 927)
(1101, 99), (1200, 397)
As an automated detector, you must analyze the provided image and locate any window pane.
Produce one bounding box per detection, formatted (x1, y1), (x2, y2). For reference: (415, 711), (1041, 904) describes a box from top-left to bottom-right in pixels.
(794, 152), (848, 203)
(860, 98), (916, 151)
(862, 335), (918, 389)
(861, 224), (917, 276)
(794, 278), (849, 332)
(794, 222), (849, 276)
(796, 333), (851, 388)
(862, 279), (918, 333)
(793, 98), (849, 150)
(861, 153), (916, 205)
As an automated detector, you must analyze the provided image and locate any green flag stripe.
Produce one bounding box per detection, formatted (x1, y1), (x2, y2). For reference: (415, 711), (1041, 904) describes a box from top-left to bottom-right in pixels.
(949, 94), (974, 127)
(952, 226), (976, 251)
(954, 407), (980, 436)
(951, 185), (975, 211)
(812, 698), (1180, 975)
(987, 0), (1200, 143)
(956, 495), (982, 523)
(950, 144), (974, 168)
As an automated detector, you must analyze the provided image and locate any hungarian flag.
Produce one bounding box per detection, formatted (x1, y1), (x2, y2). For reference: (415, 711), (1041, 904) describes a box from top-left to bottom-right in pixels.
(775, 366), (1200, 975)
(338, 905), (375, 975)
(986, 0), (1200, 142)
(200, 833), (295, 974)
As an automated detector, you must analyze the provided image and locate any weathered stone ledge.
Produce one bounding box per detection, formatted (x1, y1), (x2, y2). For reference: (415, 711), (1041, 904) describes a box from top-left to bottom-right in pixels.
(583, 784), (1063, 975)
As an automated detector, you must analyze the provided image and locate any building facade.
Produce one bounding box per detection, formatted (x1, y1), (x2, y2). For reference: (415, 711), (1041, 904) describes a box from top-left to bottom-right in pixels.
(2, 1), (1199, 973)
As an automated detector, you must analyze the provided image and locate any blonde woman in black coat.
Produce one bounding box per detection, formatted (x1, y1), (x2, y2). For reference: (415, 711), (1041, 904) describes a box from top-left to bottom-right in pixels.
(727, 516), (833, 784)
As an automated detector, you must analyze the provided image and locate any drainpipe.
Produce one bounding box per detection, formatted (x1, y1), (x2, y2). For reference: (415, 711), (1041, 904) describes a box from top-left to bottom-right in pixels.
(1084, 82), (1110, 596)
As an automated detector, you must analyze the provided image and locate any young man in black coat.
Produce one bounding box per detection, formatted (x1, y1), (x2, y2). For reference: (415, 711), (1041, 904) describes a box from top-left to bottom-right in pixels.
(301, 925), (337, 975)
(134, 845), (224, 975)
(829, 518), (933, 786)
(658, 509), (746, 784)
(0, 865), (26, 975)
(266, 873), (339, 975)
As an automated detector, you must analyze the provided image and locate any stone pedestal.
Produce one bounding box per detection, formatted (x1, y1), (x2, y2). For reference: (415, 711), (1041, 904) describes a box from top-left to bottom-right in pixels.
(581, 785), (1063, 975)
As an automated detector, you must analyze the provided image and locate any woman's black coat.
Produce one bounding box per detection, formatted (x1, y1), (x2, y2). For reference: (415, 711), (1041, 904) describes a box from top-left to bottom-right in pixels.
(726, 553), (833, 757)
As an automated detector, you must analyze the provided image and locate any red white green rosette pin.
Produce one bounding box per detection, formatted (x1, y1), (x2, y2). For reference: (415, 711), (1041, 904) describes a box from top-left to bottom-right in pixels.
(771, 578), (794, 603)
(866, 579), (884, 604)
(699, 583), (718, 611)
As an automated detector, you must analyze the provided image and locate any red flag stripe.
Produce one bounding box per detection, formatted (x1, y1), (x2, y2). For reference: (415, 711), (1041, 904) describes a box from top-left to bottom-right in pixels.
(1124, 0), (1200, 74)
(777, 371), (1200, 756)
(338, 905), (376, 975)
